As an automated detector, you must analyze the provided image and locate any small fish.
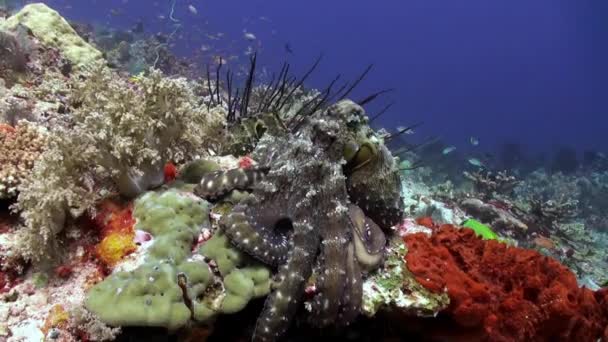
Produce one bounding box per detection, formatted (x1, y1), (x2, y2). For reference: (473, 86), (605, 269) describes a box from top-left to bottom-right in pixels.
(131, 21), (144, 34)
(396, 126), (415, 135)
(442, 146), (456, 155)
(188, 4), (198, 15)
(109, 8), (123, 16)
(243, 31), (257, 41)
(212, 55), (227, 65)
(468, 158), (485, 168)
(244, 46), (255, 56)
(470, 136), (479, 146)
(285, 43), (293, 54)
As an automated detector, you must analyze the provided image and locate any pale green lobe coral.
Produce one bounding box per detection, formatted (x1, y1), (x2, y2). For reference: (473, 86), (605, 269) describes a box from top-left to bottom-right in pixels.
(86, 189), (271, 329)
(198, 231), (271, 314)
(0, 3), (103, 67)
(85, 263), (196, 330)
(86, 189), (212, 330)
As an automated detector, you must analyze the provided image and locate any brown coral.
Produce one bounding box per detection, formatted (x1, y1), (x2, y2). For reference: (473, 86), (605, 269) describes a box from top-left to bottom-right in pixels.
(0, 121), (47, 198)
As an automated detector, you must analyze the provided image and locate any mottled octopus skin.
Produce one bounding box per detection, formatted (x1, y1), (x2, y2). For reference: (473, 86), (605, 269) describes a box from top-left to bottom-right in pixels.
(202, 100), (401, 341)
(194, 167), (269, 200)
(346, 143), (404, 231)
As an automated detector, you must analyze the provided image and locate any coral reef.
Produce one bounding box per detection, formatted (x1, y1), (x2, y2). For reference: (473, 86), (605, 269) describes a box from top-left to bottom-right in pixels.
(463, 169), (519, 200)
(2, 3), (607, 341)
(0, 121), (47, 199)
(404, 224), (608, 341)
(361, 219), (449, 318)
(11, 65), (226, 261)
(0, 28), (28, 85)
(529, 194), (578, 227)
(68, 64), (225, 197)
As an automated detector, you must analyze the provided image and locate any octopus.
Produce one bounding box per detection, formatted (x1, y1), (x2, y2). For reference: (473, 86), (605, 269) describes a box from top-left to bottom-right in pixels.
(194, 98), (404, 341)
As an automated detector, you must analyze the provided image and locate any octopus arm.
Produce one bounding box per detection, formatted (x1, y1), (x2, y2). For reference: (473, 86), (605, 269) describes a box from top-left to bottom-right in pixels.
(338, 242), (363, 324)
(349, 205), (386, 272)
(253, 220), (320, 342)
(309, 215), (349, 326)
(195, 167), (269, 200)
(220, 208), (289, 267)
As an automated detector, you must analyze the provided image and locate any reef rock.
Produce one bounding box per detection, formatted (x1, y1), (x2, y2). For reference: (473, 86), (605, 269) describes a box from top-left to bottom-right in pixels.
(461, 198), (528, 233)
(0, 3), (103, 67)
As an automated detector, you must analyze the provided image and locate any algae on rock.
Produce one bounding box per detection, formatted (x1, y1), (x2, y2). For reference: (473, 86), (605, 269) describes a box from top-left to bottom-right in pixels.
(0, 3), (103, 67)
(362, 235), (449, 318)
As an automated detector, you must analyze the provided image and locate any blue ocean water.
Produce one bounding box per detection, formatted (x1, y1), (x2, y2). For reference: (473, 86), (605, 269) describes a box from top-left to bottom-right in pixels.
(17, 0), (608, 158)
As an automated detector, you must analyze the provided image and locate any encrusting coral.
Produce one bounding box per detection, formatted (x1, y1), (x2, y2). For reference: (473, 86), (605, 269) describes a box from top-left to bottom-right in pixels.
(0, 121), (48, 199)
(404, 222), (608, 341)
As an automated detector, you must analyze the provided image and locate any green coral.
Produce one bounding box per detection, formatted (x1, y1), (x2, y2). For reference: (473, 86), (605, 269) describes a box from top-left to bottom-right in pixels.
(86, 189), (270, 329)
(86, 190), (211, 330)
(462, 218), (499, 240)
(199, 231), (271, 314)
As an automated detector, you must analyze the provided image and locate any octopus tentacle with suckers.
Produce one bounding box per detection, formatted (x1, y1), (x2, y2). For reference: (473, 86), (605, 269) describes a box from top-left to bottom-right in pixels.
(195, 65), (404, 340)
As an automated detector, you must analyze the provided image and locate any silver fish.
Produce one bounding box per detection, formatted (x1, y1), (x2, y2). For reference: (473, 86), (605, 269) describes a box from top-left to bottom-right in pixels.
(442, 146), (456, 155)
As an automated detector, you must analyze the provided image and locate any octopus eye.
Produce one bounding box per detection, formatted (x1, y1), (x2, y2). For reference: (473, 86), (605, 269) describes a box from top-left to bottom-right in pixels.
(254, 121), (267, 138)
(350, 142), (377, 170)
(343, 141), (360, 163)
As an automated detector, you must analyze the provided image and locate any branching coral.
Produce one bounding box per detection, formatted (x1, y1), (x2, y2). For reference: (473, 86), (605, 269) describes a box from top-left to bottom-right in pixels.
(69, 65), (226, 197)
(12, 65), (227, 261)
(463, 169), (519, 200)
(0, 121), (48, 199)
(529, 194), (578, 227)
